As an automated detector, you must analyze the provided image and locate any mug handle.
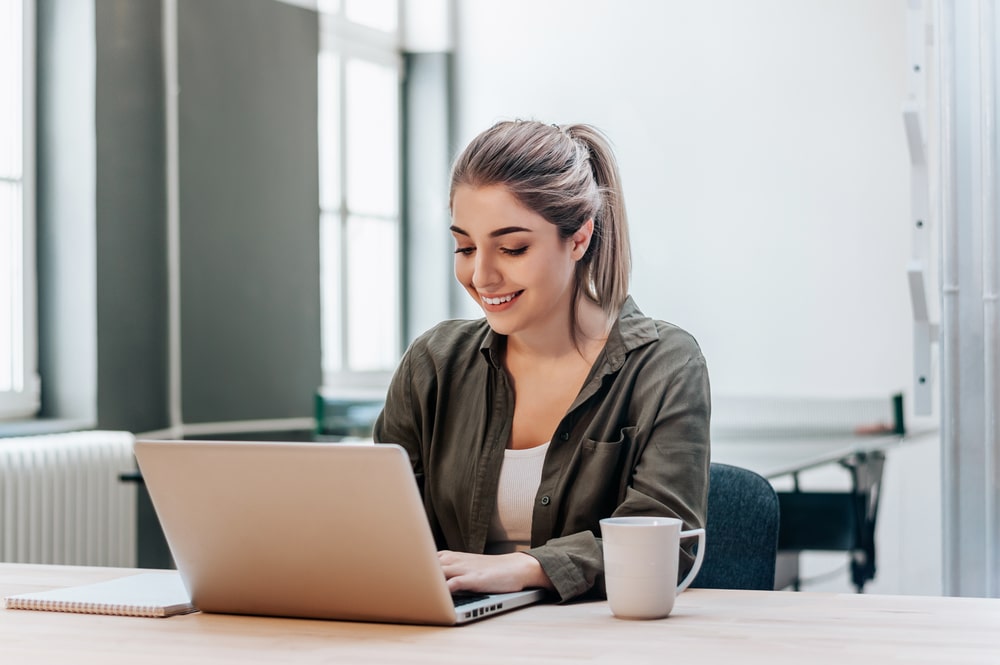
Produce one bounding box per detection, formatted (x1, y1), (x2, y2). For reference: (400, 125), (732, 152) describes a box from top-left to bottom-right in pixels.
(675, 528), (706, 593)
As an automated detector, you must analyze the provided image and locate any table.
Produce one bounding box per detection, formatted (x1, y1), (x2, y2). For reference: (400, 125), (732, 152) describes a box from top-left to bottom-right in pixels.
(712, 432), (907, 481)
(2, 564), (998, 664)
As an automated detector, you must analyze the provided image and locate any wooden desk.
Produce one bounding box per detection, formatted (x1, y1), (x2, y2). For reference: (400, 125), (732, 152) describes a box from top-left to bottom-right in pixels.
(2, 564), (998, 664)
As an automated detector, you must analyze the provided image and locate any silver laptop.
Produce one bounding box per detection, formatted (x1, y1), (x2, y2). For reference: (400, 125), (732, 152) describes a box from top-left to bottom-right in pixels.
(133, 439), (545, 625)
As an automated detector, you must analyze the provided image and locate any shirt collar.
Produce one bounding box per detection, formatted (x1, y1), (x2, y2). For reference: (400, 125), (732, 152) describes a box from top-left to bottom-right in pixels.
(481, 327), (505, 368)
(602, 296), (659, 372)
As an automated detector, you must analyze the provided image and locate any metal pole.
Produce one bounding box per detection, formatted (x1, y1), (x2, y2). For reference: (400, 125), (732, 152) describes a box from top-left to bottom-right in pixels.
(163, 0), (183, 436)
(937, 0), (963, 596)
(980, 0), (1000, 599)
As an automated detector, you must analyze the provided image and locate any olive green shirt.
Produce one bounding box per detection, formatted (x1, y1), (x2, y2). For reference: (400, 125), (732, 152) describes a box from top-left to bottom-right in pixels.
(373, 297), (711, 601)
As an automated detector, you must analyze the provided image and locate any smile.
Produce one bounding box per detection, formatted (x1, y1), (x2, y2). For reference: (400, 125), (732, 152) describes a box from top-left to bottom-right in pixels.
(481, 291), (522, 305)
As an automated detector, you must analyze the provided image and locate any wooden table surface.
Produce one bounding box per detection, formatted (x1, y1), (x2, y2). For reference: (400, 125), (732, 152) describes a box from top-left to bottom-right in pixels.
(2, 564), (999, 664)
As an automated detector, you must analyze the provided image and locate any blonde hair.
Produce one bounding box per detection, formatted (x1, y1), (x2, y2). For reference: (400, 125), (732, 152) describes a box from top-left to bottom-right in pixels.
(449, 120), (631, 322)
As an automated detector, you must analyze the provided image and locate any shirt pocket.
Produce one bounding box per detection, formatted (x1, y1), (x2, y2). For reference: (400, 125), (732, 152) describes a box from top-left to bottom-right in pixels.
(568, 426), (637, 529)
(580, 426), (636, 456)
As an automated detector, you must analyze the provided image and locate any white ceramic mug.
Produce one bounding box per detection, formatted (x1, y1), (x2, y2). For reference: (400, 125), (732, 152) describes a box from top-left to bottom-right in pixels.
(600, 516), (706, 620)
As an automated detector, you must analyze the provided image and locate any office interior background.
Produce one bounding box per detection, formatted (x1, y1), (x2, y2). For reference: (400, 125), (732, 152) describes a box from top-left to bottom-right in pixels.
(1, 0), (998, 597)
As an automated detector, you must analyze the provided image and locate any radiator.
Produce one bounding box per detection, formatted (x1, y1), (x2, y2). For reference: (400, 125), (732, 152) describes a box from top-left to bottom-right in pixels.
(0, 430), (137, 567)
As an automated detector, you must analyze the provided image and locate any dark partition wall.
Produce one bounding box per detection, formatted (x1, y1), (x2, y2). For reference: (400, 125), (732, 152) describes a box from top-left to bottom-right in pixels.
(94, 0), (170, 432)
(177, 0), (321, 424)
(37, 0), (321, 432)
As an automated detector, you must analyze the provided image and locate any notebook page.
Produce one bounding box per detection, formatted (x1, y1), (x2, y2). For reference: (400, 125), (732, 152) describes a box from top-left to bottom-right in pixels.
(4, 572), (195, 618)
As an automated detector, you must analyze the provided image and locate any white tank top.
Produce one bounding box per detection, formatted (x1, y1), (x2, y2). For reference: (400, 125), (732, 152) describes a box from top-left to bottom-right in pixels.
(486, 442), (550, 554)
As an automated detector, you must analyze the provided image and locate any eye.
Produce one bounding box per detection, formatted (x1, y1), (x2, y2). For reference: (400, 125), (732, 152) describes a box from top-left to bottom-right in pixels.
(501, 246), (528, 256)
(453, 246), (475, 256)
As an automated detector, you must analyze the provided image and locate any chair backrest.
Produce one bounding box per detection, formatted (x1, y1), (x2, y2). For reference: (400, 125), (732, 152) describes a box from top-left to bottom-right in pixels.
(691, 462), (780, 590)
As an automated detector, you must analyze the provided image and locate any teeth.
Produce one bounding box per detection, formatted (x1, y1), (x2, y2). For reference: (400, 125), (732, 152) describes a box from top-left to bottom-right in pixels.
(483, 293), (516, 305)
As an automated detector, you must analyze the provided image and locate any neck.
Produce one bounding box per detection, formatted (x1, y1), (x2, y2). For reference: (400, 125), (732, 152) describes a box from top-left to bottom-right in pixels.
(506, 296), (614, 364)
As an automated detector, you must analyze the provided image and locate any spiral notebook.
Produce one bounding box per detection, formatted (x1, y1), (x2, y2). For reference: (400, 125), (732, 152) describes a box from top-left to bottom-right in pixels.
(4, 571), (195, 618)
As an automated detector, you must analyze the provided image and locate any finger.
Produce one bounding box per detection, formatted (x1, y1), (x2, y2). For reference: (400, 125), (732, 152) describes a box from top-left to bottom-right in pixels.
(446, 575), (469, 593)
(438, 552), (467, 579)
(440, 562), (462, 579)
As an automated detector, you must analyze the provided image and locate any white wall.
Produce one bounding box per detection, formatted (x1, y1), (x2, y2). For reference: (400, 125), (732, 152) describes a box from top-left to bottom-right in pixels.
(452, 0), (941, 594)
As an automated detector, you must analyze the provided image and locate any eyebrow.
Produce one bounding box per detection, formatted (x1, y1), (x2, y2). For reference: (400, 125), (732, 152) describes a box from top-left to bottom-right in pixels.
(449, 225), (534, 238)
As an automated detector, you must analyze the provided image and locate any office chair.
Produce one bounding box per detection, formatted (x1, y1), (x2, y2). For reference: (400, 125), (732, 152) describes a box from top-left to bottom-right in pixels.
(690, 462), (780, 590)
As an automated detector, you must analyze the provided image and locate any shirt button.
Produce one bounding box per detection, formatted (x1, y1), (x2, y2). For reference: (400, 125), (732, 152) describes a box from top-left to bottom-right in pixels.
(559, 431), (570, 441)
(540, 495), (551, 506)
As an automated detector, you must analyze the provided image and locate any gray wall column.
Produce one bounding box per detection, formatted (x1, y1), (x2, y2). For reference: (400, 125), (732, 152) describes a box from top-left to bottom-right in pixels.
(177, 0), (321, 423)
(36, 0), (98, 426)
(403, 52), (454, 341)
(94, 0), (170, 432)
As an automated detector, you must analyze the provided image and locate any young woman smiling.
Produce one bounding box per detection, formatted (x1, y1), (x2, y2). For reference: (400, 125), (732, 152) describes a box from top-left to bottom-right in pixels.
(373, 120), (710, 601)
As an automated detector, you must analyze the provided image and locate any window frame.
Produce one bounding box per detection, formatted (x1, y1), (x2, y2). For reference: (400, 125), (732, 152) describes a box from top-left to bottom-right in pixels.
(318, 1), (404, 392)
(0, 0), (39, 421)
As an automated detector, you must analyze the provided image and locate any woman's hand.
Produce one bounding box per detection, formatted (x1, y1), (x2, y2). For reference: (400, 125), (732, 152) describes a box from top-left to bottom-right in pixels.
(438, 551), (554, 594)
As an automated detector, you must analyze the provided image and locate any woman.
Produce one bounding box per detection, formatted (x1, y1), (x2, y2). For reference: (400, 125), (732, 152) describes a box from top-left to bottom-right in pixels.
(373, 120), (710, 602)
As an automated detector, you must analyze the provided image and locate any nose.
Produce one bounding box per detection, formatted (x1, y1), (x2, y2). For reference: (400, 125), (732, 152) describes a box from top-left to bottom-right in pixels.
(472, 251), (501, 290)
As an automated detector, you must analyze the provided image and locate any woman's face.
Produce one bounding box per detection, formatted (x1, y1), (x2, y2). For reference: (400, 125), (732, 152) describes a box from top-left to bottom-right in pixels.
(450, 184), (592, 340)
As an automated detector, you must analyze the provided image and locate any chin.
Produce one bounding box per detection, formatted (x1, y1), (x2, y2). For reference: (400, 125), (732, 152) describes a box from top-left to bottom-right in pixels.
(482, 314), (512, 335)
(483, 309), (530, 336)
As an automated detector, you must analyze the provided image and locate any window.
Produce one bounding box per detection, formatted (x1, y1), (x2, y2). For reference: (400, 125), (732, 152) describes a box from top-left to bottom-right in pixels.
(0, 0), (38, 420)
(318, 0), (402, 387)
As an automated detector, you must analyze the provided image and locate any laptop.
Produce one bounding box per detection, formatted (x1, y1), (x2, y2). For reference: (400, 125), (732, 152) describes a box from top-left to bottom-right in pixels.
(133, 439), (545, 625)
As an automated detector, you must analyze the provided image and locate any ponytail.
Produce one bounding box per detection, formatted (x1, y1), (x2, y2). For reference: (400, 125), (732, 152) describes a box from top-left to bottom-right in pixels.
(560, 124), (631, 318)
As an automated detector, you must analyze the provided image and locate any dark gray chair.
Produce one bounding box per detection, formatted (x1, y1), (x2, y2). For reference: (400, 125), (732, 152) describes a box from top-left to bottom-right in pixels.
(690, 462), (780, 590)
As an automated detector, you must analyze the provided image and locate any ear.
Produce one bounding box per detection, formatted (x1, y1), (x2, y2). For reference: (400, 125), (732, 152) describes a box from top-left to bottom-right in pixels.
(570, 219), (595, 261)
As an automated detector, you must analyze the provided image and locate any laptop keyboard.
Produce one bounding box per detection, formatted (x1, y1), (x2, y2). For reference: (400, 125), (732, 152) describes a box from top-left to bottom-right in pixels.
(451, 591), (490, 607)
